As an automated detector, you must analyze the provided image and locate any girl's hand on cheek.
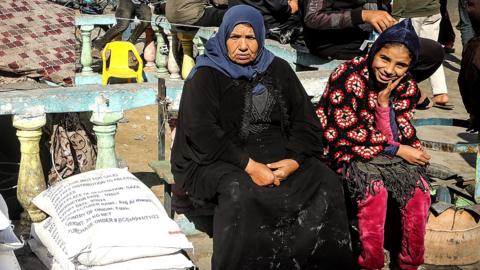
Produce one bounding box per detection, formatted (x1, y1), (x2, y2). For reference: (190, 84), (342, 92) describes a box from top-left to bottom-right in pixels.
(377, 74), (405, 107)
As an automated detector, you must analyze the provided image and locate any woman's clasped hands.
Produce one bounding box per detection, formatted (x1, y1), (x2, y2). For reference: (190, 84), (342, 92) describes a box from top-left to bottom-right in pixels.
(245, 158), (299, 187)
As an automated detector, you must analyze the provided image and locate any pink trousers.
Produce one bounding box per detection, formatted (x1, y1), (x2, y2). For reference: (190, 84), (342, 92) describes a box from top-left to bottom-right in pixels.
(357, 180), (430, 270)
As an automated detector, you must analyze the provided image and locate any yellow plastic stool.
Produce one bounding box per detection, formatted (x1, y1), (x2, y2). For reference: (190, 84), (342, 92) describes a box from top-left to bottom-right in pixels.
(101, 41), (143, 85)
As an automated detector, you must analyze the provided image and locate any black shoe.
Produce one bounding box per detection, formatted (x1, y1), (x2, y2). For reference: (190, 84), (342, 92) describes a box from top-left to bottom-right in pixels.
(416, 97), (432, 110)
(433, 102), (455, 110)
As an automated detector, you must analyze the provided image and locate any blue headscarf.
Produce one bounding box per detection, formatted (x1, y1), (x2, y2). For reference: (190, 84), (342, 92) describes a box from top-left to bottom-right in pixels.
(368, 19), (420, 67)
(187, 5), (275, 82)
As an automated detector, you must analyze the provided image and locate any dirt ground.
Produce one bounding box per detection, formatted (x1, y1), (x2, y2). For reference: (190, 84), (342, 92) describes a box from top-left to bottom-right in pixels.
(114, 106), (216, 270)
(115, 105), (160, 173)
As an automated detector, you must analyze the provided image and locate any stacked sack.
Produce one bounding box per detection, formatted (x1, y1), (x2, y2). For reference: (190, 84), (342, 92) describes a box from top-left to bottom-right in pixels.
(0, 194), (23, 270)
(29, 168), (194, 270)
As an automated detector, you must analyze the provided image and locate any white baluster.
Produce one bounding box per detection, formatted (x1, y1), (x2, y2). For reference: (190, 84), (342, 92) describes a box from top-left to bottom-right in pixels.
(166, 29), (181, 80)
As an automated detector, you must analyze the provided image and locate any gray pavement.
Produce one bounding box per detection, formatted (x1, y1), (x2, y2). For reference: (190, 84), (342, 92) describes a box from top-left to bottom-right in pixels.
(414, 3), (478, 182)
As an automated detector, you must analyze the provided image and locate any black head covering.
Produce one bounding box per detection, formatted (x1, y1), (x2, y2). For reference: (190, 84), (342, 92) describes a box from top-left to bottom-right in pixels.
(368, 19), (420, 67)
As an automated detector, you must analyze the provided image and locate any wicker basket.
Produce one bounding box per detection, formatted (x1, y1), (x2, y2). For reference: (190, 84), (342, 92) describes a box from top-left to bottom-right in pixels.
(424, 209), (480, 265)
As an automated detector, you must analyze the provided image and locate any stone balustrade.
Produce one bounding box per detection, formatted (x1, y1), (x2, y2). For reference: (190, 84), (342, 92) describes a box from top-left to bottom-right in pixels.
(74, 14), (343, 83)
(0, 81), (181, 234)
(74, 14), (209, 83)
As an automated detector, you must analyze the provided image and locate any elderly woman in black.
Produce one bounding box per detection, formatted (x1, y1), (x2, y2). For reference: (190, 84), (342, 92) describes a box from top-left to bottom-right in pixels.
(171, 5), (353, 270)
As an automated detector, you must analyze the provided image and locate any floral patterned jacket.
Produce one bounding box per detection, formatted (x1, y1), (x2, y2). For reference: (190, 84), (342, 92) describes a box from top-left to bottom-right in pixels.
(316, 55), (422, 171)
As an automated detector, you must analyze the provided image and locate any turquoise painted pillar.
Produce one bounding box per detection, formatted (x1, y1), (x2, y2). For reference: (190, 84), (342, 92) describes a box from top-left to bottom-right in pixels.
(13, 114), (47, 236)
(90, 111), (124, 169)
(153, 25), (169, 77)
(80, 25), (94, 75)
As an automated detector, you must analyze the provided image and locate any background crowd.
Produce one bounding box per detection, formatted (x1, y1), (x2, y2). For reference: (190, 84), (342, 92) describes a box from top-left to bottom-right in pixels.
(96, 0), (479, 132)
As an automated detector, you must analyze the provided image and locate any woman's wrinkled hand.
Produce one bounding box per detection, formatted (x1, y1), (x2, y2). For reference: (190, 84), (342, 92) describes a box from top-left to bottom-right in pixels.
(267, 159), (300, 184)
(396, 144), (431, 166)
(245, 158), (276, 186)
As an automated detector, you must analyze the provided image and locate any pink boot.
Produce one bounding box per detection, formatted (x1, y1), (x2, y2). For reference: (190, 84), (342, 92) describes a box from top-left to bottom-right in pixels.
(398, 186), (431, 270)
(357, 183), (388, 270)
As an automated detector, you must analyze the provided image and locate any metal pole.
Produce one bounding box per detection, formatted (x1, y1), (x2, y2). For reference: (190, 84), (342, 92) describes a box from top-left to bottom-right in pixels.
(158, 78), (166, 161)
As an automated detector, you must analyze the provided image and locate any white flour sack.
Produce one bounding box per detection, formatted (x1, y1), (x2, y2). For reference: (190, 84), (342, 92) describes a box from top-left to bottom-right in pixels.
(51, 253), (194, 270)
(31, 221), (193, 270)
(32, 168), (193, 266)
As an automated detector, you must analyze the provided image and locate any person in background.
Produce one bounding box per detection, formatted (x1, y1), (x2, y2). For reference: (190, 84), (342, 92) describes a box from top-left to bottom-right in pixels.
(165, 0), (226, 28)
(438, 0), (456, 53)
(317, 19), (431, 270)
(92, 0), (152, 55)
(171, 5), (354, 269)
(392, 0), (453, 110)
(301, 0), (397, 60)
(300, 0), (445, 109)
(459, 0), (476, 45)
(458, 0), (480, 132)
(228, 0), (303, 45)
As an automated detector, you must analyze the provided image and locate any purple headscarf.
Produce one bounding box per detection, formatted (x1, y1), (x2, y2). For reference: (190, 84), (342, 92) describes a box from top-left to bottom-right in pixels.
(368, 19), (420, 67)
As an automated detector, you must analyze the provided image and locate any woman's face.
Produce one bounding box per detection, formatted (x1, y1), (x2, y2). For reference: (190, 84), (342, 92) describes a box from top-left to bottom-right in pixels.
(371, 45), (412, 85)
(226, 23), (259, 65)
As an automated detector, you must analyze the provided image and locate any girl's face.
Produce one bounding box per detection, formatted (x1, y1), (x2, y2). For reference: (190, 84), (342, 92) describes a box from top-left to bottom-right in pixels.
(226, 24), (259, 65)
(371, 45), (412, 85)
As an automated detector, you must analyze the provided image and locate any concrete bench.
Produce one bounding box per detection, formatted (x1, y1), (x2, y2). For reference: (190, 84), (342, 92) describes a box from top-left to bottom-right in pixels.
(148, 160), (175, 218)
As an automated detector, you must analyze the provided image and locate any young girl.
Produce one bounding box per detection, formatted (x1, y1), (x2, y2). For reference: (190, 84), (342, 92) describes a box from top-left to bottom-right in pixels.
(317, 19), (431, 270)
